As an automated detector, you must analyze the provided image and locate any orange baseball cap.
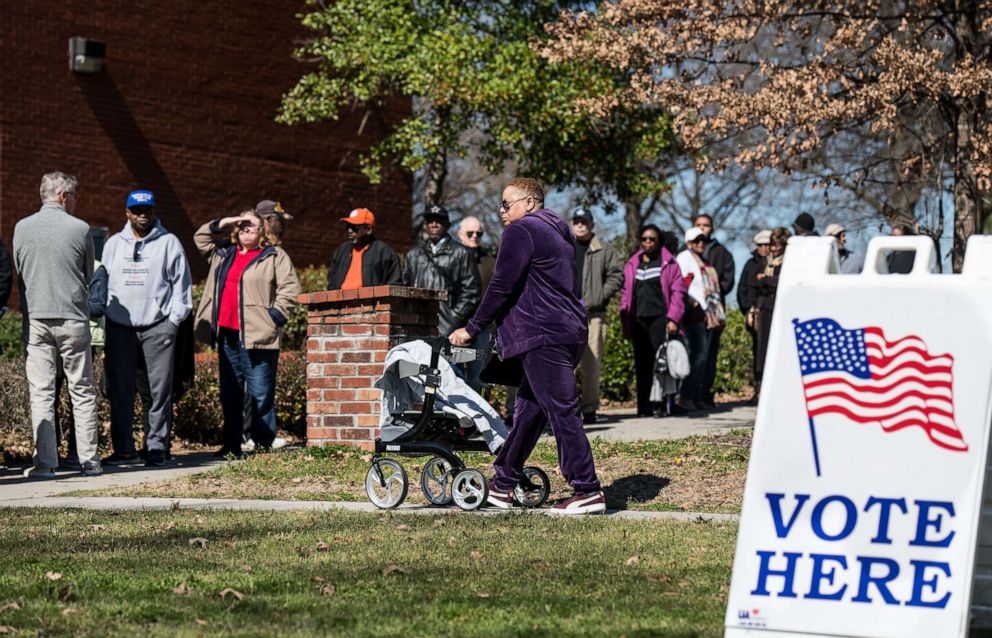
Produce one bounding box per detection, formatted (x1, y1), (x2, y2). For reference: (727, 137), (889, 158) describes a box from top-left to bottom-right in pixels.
(341, 208), (375, 225)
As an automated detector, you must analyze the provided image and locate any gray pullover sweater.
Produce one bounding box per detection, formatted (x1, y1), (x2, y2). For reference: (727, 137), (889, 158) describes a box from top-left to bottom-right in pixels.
(13, 202), (94, 321)
(102, 219), (193, 327)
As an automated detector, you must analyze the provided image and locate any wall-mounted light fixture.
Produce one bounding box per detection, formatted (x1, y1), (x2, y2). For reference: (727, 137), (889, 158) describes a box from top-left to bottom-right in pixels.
(68, 37), (106, 73)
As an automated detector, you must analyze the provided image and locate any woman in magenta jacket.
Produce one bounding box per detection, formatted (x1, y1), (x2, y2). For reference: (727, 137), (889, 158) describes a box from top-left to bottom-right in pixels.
(618, 224), (687, 417)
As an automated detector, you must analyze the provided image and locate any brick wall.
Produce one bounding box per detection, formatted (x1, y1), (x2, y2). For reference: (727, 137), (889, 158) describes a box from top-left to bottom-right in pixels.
(301, 286), (446, 449)
(0, 1), (411, 286)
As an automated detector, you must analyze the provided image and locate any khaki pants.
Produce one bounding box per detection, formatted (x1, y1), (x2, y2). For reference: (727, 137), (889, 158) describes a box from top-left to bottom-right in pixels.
(25, 318), (100, 469)
(577, 312), (607, 416)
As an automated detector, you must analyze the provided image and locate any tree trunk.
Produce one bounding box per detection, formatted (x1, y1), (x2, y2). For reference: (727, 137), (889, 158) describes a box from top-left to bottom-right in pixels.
(952, 105), (980, 273)
(423, 146), (448, 209)
(624, 196), (644, 247)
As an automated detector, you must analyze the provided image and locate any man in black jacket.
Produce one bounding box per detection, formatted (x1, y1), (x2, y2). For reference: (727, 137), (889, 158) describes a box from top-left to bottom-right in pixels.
(695, 214), (736, 408)
(327, 208), (402, 290)
(403, 205), (481, 337)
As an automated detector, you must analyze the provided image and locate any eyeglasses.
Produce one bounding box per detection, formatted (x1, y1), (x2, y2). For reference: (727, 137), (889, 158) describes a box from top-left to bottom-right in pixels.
(640, 236), (659, 243)
(345, 224), (370, 232)
(500, 196), (530, 211)
(464, 231), (483, 238)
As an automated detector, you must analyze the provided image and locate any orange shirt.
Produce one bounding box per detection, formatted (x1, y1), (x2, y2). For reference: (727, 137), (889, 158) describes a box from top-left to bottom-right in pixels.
(341, 244), (370, 290)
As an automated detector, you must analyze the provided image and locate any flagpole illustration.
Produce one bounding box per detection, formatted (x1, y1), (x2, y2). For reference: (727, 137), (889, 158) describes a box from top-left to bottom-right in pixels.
(806, 415), (821, 477)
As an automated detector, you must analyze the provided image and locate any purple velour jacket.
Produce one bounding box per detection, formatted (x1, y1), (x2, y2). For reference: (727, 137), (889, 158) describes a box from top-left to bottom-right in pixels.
(618, 247), (687, 339)
(465, 209), (588, 359)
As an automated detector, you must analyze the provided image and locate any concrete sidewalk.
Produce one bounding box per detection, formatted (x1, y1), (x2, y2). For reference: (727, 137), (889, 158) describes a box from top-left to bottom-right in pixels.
(0, 404), (754, 514)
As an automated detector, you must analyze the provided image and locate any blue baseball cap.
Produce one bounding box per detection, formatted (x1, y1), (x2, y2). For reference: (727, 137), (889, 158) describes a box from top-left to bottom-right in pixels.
(126, 190), (155, 208)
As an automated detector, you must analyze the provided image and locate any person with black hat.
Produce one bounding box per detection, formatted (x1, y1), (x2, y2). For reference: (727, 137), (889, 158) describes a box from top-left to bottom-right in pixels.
(327, 208), (401, 290)
(403, 204), (481, 337)
(571, 208), (623, 424)
(793, 212), (818, 237)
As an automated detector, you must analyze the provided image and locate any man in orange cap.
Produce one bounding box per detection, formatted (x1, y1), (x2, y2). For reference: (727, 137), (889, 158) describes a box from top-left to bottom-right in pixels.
(327, 207), (401, 290)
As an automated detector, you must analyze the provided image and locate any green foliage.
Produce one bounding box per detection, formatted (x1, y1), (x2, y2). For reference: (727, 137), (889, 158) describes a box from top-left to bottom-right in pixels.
(600, 296), (634, 401)
(0, 311), (23, 360)
(279, 0), (674, 205)
(712, 309), (754, 395)
(283, 266), (328, 352)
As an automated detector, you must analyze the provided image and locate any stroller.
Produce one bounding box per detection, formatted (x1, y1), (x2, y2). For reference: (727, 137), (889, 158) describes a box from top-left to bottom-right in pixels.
(364, 337), (551, 511)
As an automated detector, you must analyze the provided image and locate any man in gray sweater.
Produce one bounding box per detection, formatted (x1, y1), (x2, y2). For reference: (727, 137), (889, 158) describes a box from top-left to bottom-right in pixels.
(13, 172), (101, 478)
(101, 190), (192, 467)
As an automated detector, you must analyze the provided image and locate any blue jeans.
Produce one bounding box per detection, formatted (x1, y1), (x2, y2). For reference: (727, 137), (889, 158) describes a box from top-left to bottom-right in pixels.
(218, 328), (278, 451)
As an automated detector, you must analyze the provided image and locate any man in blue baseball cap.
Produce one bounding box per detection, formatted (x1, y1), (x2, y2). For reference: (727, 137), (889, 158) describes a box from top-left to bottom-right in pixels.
(100, 189), (192, 467)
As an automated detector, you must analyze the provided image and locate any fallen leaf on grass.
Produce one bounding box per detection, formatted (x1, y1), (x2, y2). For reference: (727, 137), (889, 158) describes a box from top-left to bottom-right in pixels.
(360, 454), (372, 463)
(319, 584), (336, 597)
(310, 576), (325, 584)
(674, 457), (684, 466)
(194, 619), (209, 626)
(188, 537), (208, 548)
(315, 541), (330, 552)
(381, 564), (406, 576)
(291, 478), (304, 484)
(469, 551), (483, 560)
(625, 556), (640, 567)
(0, 603), (19, 614)
(396, 524), (411, 532)
(163, 522), (176, 530)
(193, 515), (205, 525)
(447, 537), (456, 547)
(61, 609), (78, 617)
(241, 564), (252, 572)
(432, 519), (446, 527)
(88, 525), (106, 531)
(172, 582), (191, 596)
(477, 592), (490, 598)
(218, 588), (244, 601)
(0, 626), (17, 634)
(45, 572), (63, 581)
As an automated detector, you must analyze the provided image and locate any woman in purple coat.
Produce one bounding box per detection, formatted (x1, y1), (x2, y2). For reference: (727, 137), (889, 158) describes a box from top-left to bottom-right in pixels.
(618, 224), (687, 417)
(449, 178), (604, 516)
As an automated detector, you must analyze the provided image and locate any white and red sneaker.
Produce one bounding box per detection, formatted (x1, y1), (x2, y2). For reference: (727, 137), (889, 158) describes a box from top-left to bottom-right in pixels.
(486, 480), (515, 509)
(549, 490), (606, 516)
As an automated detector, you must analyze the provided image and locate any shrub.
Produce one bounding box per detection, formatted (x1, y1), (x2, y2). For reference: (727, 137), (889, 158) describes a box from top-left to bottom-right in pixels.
(0, 311), (24, 360)
(712, 308), (754, 395)
(283, 266), (329, 351)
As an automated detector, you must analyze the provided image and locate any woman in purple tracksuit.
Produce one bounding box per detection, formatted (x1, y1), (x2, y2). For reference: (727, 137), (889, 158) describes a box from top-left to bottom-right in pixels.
(449, 178), (605, 516)
(618, 224), (687, 417)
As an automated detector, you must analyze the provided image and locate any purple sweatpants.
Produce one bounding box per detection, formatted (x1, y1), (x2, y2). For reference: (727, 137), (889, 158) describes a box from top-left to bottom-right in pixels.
(493, 343), (601, 493)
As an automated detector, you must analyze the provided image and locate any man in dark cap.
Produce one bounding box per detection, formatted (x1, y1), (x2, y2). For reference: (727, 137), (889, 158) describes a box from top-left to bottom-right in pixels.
(403, 205), (480, 337)
(327, 207), (402, 290)
(793, 212), (818, 236)
(571, 208), (623, 424)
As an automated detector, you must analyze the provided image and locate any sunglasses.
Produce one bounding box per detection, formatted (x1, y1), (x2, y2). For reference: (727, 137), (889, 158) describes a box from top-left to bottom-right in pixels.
(500, 196), (530, 211)
(640, 236), (659, 243)
(345, 224), (370, 232)
(464, 231), (483, 238)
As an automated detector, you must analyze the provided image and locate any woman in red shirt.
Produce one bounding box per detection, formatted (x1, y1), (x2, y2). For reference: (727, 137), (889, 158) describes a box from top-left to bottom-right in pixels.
(193, 209), (301, 457)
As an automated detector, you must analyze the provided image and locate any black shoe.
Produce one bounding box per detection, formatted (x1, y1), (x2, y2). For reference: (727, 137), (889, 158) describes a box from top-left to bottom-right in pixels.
(213, 447), (243, 459)
(669, 404), (690, 416)
(582, 412), (598, 425)
(145, 450), (166, 467)
(103, 452), (140, 466)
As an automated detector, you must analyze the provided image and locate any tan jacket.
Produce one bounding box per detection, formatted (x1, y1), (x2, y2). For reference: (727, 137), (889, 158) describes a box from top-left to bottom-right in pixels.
(193, 220), (301, 350)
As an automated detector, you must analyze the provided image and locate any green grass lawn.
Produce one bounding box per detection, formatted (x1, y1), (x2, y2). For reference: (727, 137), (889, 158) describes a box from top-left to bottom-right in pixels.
(0, 508), (737, 637)
(79, 433), (751, 513)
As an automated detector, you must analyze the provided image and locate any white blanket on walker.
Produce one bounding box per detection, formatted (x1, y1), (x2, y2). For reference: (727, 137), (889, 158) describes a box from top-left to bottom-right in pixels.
(373, 340), (508, 453)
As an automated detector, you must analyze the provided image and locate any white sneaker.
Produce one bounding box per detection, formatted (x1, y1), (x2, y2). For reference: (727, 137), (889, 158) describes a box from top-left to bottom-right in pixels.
(81, 464), (103, 477)
(271, 437), (288, 450)
(23, 466), (56, 479)
(240, 439), (256, 453)
(548, 491), (607, 516)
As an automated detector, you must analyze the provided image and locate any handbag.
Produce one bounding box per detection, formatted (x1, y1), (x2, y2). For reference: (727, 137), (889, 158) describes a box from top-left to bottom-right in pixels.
(665, 335), (690, 380)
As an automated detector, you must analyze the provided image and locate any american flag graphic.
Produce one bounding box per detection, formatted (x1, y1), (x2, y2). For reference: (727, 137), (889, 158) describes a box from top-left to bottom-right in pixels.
(793, 318), (967, 453)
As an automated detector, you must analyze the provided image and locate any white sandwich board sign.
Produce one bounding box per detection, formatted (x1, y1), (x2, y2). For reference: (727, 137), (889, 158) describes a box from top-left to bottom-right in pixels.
(726, 235), (992, 638)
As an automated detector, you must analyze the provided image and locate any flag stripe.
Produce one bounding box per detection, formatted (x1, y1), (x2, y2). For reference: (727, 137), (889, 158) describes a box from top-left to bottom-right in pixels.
(794, 318), (967, 453)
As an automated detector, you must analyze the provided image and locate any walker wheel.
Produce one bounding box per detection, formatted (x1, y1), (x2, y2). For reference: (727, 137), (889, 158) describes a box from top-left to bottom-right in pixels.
(420, 456), (454, 506)
(514, 466), (550, 508)
(451, 469), (489, 511)
(365, 459), (408, 509)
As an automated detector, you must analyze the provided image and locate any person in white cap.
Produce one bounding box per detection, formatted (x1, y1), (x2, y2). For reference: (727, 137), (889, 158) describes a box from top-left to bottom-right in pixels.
(737, 230), (771, 405)
(675, 226), (726, 411)
(825, 223), (864, 274)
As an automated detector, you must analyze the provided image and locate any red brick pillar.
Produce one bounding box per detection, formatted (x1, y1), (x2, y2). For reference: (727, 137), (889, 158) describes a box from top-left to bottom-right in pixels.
(298, 285), (447, 449)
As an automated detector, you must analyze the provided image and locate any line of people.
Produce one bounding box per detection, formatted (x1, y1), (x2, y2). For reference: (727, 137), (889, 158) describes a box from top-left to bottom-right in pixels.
(11, 173), (302, 478)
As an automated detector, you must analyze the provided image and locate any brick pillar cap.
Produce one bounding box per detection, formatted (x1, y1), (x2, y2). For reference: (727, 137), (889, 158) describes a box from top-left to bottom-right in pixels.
(299, 285), (448, 305)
